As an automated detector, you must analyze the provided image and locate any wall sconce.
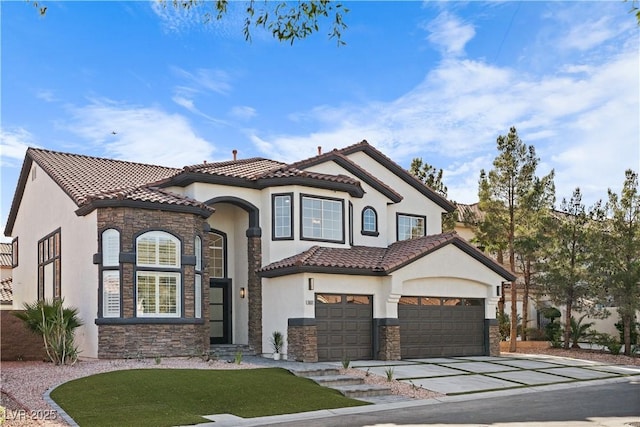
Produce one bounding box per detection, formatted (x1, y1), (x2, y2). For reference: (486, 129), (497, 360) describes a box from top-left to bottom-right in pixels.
(240, 287), (246, 299)
(308, 278), (314, 291)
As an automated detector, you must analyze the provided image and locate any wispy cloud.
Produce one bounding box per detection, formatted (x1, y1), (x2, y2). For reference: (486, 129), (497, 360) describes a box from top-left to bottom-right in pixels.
(230, 106), (257, 121)
(65, 98), (216, 167)
(0, 128), (38, 167)
(423, 12), (475, 57)
(248, 8), (638, 206)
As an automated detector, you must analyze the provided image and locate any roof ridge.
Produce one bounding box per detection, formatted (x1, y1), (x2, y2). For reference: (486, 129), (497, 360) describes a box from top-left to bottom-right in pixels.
(183, 157), (282, 171)
(27, 147), (179, 171)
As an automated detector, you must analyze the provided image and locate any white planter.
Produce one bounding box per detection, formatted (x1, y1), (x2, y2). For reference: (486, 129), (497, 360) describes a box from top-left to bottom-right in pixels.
(273, 352), (281, 360)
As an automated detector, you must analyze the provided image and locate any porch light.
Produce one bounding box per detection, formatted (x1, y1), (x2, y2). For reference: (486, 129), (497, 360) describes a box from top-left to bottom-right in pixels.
(240, 287), (246, 299)
(308, 278), (314, 291)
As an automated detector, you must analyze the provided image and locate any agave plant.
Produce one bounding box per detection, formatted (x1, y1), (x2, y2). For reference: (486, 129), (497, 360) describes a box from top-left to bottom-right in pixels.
(14, 298), (83, 365)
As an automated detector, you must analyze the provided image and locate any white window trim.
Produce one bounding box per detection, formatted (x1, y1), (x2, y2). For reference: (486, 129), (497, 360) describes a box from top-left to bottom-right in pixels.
(103, 270), (120, 318)
(136, 231), (180, 268)
(301, 195), (344, 242)
(136, 271), (181, 317)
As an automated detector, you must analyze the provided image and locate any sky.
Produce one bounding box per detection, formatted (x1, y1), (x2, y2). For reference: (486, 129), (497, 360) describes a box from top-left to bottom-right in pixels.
(1, 1), (639, 241)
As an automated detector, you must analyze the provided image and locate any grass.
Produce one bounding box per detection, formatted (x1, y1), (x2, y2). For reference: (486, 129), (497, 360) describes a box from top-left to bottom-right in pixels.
(50, 368), (369, 427)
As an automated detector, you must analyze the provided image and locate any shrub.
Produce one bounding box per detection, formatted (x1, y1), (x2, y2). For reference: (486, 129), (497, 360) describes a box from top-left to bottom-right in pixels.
(13, 299), (82, 365)
(569, 315), (595, 348)
(591, 332), (622, 355)
(614, 319), (640, 345)
(270, 331), (284, 354)
(545, 322), (562, 346)
(526, 327), (547, 341)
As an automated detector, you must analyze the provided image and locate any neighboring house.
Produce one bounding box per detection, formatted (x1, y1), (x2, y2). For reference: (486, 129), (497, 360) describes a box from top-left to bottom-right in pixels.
(4, 141), (515, 361)
(0, 243), (13, 309)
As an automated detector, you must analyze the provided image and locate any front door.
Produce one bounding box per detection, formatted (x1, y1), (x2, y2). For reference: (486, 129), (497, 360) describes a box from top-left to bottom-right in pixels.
(210, 279), (232, 344)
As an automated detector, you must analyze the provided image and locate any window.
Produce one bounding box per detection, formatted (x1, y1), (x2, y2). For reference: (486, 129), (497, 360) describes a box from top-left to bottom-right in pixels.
(101, 229), (121, 317)
(11, 237), (18, 268)
(37, 228), (61, 300)
(195, 235), (202, 318)
(136, 272), (180, 316)
(137, 232), (179, 267)
(135, 231), (181, 317)
(397, 214), (426, 241)
(361, 207), (378, 236)
(103, 270), (120, 317)
(208, 231), (226, 279)
(272, 193), (293, 240)
(301, 195), (344, 242)
(102, 229), (120, 267)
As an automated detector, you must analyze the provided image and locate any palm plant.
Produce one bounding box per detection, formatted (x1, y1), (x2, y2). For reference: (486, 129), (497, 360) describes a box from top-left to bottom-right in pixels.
(568, 314), (595, 349)
(14, 298), (83, 365)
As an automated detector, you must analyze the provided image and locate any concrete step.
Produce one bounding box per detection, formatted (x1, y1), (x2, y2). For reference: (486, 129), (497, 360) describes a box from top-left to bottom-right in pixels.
(209, 345), (255, 359)
(293, 367), (342, 377)
(333, 383), (394, 398)
(307, 374), (365, 387)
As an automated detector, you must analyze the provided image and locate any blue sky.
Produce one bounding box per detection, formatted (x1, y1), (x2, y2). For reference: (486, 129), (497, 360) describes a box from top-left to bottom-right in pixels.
(1, 1), (639, 241)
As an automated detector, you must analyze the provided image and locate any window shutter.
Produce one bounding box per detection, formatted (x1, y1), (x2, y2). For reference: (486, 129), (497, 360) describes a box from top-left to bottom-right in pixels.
(103, 271), (120, 317)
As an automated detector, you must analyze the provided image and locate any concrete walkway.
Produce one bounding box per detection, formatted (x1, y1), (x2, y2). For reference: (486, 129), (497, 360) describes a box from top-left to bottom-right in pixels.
(196, 353), (640, 426)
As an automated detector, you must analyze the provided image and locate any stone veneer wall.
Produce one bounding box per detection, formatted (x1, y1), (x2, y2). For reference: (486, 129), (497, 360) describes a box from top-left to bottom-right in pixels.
(377, 324), (401, 361)
(287, 321), (318, 362)
(95, 207), (208, 358)
(0, 310), (47, 361)
(489, 323), (500, 356)
(97, 323), (207, 358)
(247, 234), (262, 354)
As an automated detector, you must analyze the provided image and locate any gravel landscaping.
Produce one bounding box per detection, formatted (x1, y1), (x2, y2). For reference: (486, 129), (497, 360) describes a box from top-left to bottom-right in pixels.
(1, 348), (637, 426)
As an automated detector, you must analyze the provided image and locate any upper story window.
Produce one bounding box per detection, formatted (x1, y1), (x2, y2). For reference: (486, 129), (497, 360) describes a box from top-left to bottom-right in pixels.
(301, 195), (344, 243)
(272, 193), (293, 240)
(397, 213), (426, 241)
(209, 231), (226, 279)
(137, 231), (180, 267)
(135, 231), (181, 317)
(11, 237), (18, 268)
(361, 207), (379, 236)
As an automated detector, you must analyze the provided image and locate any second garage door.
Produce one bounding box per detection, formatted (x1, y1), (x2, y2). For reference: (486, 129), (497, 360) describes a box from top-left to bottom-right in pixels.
(315, 293), (373, 362)
(399, 296), (485, 358)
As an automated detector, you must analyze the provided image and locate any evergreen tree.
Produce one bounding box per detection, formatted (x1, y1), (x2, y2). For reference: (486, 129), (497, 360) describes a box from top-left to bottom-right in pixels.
(537, 188), (603, 349)
(599, 170), (640, 355)
(409, 158), (456, 232)
(477, 126), (555, 351)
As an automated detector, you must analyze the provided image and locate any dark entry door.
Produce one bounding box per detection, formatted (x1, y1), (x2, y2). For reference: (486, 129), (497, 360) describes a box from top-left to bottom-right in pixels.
(210, 279), (232, 344)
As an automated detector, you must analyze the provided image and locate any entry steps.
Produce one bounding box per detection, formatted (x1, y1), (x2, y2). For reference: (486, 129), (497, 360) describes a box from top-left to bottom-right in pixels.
(209, 344), (255, 360)
(292, 367), (400, 401)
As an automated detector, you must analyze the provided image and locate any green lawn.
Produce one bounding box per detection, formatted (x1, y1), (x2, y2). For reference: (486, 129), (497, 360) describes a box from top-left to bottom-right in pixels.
(50, 368), (369, 427)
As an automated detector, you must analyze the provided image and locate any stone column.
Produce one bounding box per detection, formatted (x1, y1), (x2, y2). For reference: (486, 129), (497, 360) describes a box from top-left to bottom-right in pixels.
(247, 229), (262, 354)
(287, 319), (318, 362)
(375, 318), (401, 360)
(487, 319), (500, 356)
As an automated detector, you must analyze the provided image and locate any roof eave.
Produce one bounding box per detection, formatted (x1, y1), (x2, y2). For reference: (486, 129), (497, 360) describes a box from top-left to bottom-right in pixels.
(259, 265), (386, 278)
(4, 153), (35, 237)
(75, 199), (215, 219)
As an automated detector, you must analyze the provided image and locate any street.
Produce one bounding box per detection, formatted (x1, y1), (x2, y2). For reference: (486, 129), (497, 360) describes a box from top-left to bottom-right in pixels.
(268, 379), (640, 427)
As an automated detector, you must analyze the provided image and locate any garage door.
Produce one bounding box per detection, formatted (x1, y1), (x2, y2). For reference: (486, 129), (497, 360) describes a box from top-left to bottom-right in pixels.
(399, 296), (485, 358)
(315, 294), (373, 362)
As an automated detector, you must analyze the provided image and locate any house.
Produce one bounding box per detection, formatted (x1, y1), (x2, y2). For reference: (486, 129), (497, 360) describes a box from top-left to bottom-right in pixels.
(4, 140), (515, 361)
(0, 243), (13, 309)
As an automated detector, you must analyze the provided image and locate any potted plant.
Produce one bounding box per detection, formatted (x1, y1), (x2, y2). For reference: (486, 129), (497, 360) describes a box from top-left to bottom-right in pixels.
(270, 331), (284, 360)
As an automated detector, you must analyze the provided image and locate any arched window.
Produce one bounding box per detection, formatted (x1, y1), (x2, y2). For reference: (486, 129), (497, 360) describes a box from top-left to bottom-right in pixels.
(102, 229), (120, 318)
(361, 207), (379, 236)
(136, 231), (181, 317)
(208, 231), (226, 279)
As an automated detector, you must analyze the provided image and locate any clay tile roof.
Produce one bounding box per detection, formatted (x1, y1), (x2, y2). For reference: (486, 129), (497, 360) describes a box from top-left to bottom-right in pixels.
(261, 232), (459, 276)
(85, 186), (214, 211)
(185, 158), (287, 179)
(260, 232), (516, 280)
(0, 243), (12, 267)
(184, 158), (362, 187)
(0, 277), (12, 305)
(28, 148), (180, 206)
(456, 202), (484, 223)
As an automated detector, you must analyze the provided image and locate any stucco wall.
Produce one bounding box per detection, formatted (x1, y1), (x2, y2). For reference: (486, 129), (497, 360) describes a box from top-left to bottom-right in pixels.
(10, 163), (99, 358)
